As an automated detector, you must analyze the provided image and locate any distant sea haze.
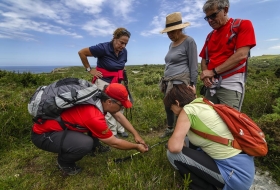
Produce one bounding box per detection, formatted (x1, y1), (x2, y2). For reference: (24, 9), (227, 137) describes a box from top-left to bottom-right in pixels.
(0, 65), (72, 74)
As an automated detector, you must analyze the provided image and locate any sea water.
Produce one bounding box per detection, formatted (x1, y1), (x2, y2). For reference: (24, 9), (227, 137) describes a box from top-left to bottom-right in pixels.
(0, 65), (72, 74)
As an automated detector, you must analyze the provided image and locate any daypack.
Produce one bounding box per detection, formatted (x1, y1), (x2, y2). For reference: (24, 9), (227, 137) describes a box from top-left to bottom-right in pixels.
(28, 77), (103, 130)
(190, 98), (268, 157)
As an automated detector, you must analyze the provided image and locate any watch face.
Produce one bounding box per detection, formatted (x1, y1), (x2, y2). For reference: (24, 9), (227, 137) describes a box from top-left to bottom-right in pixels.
(86, 67), (91, 72)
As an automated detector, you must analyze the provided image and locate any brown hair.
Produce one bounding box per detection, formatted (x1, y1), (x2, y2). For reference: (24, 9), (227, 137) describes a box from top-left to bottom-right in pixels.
(113, 27), (131, 39)
(163, 84), (196, 108)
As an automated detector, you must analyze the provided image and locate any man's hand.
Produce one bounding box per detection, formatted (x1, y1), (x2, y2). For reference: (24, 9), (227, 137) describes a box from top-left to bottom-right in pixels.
(136, 144), (149, 153)
(134, 135), (148, 149)
(202, 77), (215, 87)
(200, 69), (215, 80)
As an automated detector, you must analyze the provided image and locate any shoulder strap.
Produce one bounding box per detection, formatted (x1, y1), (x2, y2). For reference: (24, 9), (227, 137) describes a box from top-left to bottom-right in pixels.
(227, 18), (242, 44)
(190, 98), (242, 150)
(227, 18), (250, 82)
(216, 61), (246, 87)
(190, 127), (236, 147)
(205, 31), (214, 65)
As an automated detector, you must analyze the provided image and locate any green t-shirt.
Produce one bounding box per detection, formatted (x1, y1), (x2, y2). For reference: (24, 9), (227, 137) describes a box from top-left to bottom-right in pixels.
(183, 98), (241, 159)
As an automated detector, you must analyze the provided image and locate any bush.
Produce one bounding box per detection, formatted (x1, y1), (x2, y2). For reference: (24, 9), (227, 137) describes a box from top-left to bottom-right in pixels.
(256, 113), (280, 181)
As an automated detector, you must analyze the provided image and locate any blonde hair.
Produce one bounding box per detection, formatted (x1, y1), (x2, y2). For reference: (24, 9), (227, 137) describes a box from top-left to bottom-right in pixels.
(113, 27), (131, 39)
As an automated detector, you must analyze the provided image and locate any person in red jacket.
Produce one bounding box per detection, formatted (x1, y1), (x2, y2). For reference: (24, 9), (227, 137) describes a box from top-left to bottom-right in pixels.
(31, 83), (148, 176)
(199, 0), (256, 111)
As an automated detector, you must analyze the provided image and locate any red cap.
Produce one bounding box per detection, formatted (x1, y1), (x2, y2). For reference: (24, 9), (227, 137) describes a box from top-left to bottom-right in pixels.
(105, 83), (132, 108)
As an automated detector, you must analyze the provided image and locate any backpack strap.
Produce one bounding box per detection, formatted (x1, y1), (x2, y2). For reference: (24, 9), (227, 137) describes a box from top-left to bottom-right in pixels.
(216, 62), (246, 88)
(190, 98), (242, 150)
(227, 18), (250, 83)
(227, 19), (242, 44)
(62, 121), (87, 130)
(55, 117), (69, 154)
(190, 127), (238, 147)
(205, 31), (214, 65)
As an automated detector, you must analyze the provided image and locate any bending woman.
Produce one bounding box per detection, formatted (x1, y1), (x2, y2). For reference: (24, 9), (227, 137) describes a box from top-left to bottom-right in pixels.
(164, 84), (255, 190)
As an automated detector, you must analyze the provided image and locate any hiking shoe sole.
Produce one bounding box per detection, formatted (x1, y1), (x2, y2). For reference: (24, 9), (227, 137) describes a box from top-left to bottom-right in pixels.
(118, 131), (129, 138)
(57, 161), (82, 176)
(159, 128), (174, 138)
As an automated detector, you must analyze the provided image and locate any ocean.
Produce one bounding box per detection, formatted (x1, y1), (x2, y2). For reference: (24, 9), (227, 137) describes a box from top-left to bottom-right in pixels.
(0, 65), (73, 74)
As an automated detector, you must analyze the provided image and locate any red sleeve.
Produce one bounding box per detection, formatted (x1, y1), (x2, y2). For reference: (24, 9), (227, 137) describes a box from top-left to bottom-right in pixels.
(236, 20), (256, 49)
(81, 107), (113, 139)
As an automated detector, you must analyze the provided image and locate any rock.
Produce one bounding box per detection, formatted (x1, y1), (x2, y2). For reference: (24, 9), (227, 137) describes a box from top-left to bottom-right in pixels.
(249, 168), (279, 190)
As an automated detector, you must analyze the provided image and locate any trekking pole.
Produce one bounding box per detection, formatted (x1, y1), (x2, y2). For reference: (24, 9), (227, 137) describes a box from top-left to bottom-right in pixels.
(113, 139), (168, 163)
(123, 69), (133, 120)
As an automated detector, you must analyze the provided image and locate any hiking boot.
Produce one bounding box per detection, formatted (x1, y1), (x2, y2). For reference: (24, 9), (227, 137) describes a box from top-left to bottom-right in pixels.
(97, 143), (111, 153)
(89, 143), (110, 156)
(159, 127), (174, 138)
(118, 131), (129, 138)
(57, 161), (82, 176)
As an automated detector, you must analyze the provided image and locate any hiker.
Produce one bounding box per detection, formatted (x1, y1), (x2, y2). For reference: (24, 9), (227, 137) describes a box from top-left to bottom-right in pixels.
(165, 84), (255, 190)
(31, 83), (148, 176)
(159, 12), (198, 138)
(199, 0), (256, 111)
(78, 27), (131, 138)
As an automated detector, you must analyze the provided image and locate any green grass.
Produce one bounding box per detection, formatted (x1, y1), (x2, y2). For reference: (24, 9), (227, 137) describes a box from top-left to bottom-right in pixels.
(0, 54), (279, 189)
(251, 54), (280, 59)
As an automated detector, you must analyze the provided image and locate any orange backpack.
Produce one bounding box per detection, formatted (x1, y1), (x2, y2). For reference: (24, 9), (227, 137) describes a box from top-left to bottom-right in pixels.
(190, 98), (268, 157)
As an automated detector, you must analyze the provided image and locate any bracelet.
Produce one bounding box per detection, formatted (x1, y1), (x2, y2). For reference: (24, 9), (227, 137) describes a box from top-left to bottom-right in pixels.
(86, 67), (91, 72)
(212, 68), (218, 76)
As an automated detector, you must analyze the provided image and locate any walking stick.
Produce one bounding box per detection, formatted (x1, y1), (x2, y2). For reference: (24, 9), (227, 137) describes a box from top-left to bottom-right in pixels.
(113, 139), (168, 163)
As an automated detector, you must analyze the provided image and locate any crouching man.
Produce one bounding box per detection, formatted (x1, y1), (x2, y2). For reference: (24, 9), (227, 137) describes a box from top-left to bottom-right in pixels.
(31, 83), (148, 175)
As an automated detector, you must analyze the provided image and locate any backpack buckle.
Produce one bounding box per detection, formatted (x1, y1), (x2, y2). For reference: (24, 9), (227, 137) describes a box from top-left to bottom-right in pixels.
(227, 139), (233, 146)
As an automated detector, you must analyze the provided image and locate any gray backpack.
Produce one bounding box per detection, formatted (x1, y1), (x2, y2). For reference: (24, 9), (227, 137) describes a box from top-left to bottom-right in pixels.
(28, 77), (103, 129)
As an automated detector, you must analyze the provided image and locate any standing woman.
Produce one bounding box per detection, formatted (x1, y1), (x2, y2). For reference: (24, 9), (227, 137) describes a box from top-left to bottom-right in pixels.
(78, 28), (130, 138)
(159, 12), (198, 138)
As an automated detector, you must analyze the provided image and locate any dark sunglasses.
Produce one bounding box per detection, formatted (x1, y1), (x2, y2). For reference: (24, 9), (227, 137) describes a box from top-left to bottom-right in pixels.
(111, 99), (123, 109)
(122, 29), (131, 37)
(204, 9), (222, 21)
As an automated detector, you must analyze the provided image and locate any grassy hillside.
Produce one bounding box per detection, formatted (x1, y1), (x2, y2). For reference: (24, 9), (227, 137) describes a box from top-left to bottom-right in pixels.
(0, 55), (279, 189)
(251, 54), (280, 60)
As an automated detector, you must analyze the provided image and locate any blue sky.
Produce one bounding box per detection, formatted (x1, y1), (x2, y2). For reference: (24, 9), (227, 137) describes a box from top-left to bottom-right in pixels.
(0, 0), (279, 66)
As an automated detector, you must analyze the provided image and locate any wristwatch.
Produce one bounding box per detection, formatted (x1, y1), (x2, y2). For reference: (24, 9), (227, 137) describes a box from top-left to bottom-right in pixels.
(86, 67), (91, 72)
(212, 68), (218, 77)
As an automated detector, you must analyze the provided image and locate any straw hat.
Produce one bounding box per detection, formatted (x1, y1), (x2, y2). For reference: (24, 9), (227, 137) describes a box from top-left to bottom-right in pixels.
(160, 12), (190, 33)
